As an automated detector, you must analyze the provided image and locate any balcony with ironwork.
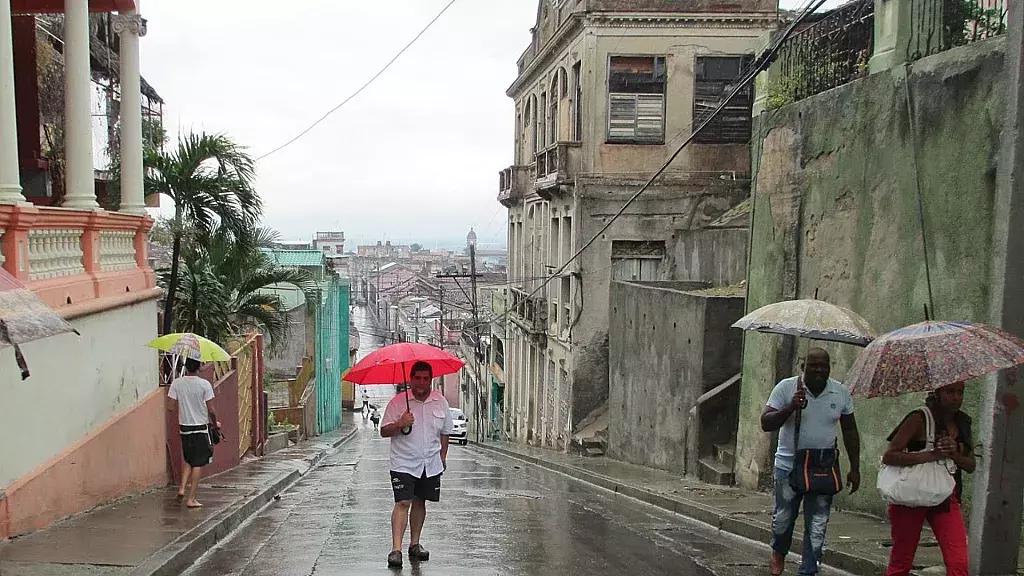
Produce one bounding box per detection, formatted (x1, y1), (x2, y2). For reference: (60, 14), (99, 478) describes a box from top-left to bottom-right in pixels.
(497, 165), (530, 208)
(533, 142), (581, 201)
(508, 286), (547, 336)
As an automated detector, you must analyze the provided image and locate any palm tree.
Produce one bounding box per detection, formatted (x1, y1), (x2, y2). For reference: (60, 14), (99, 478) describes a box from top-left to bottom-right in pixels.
(163, 225), (320, 345)
(146, 133), (261, 335)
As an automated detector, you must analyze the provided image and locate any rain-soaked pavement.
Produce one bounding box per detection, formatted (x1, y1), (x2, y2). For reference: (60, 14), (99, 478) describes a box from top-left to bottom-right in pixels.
(180, 306), (833, 575)
(180, 419), (820, 576)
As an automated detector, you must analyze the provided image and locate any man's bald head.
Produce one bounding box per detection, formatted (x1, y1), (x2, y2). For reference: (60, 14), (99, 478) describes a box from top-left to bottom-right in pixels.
(807, 347), (831, 363)
(803, 347), (832, 388)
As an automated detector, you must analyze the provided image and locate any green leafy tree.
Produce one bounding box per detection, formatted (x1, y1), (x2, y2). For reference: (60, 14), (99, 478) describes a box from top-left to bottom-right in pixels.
(162, 225), (320, 344)
(410, 243), (422, 252)
(145, 133), (261, 335)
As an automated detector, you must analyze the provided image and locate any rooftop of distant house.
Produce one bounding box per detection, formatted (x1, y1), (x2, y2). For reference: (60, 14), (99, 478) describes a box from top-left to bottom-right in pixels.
(260, 249), (325, 268)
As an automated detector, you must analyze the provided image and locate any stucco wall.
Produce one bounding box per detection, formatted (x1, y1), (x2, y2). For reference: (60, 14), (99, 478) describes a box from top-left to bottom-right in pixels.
(668, 227), (749, 286)
(265, 304), (307, 379)
(608, 281), (744, 475)
(734, 39), (1006, 515)
(572, 180), (749, 428)
(0, 298), (160, 489)
(0, 386), (166, 539)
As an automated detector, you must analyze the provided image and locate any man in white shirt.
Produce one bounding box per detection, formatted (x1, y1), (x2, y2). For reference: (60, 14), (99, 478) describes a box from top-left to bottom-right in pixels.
(380, 361), (454, 569)
(167, 358), (219, 509)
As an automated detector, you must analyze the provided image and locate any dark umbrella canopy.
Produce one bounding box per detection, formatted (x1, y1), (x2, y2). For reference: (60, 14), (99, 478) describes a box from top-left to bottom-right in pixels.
(0, 268), (79, 379)
(846, 320), (1024, 398)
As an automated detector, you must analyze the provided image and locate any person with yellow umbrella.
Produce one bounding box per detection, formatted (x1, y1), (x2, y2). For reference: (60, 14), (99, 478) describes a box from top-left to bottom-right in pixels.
(146, 333), (231, 508)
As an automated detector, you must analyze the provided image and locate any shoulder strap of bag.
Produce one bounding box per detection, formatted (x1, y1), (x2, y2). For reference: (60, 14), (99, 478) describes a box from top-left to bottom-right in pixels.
(793, 376), (802, 452)
(921, 406), (935, 447)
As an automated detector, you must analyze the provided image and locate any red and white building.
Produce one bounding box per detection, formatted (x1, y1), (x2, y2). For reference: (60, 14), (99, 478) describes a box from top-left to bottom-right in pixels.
(0, 0), (163, 540)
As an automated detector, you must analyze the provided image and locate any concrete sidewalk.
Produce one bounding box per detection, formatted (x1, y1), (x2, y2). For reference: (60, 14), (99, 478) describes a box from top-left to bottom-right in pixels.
(472, 440), (959, 576)
(0, 421), (361, 576)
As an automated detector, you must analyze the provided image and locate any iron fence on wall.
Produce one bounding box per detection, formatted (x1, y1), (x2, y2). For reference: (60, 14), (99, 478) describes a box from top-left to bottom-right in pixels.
(907, 0), (1007, 61)
(768, 0), (874, 107)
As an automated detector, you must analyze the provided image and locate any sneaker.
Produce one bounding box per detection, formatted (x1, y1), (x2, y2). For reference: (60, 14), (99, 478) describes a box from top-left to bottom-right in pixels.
(387, 550), (402, 568)
(408, 543), (430, 562)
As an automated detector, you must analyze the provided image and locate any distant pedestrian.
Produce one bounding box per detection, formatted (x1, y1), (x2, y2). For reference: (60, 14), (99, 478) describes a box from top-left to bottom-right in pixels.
(882, 382), (974, 576)
(370, 407), (381, 430)
(167, 358), (219, 509)
(362, 389), (370, 412)
(380, 361), (454, 569)
(760, 348), (861, 576)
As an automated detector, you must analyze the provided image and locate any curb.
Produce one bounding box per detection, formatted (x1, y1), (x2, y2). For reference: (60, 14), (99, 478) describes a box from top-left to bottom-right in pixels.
(131, 427), (360, 576)
(470, 441), (886, 576)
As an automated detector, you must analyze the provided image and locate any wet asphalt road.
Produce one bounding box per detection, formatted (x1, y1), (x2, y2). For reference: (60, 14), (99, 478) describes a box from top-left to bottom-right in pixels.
(181, 306), (834, 575)
(181, 422), (815, 576)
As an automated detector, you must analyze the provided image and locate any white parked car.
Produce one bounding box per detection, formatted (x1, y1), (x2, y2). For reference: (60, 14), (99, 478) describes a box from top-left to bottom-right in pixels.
(449, 408), (468, 445)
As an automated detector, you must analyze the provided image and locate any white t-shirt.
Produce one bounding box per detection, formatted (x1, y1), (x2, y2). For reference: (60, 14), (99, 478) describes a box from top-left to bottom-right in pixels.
(168, 375), (215, 428)
(382, 390), (454, 477)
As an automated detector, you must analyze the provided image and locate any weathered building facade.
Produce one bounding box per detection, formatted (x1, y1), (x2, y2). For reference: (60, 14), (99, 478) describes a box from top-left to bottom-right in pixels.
(499, 0), (776, 449)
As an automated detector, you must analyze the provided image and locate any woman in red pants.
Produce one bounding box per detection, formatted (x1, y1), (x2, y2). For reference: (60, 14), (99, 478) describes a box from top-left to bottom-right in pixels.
(882, 382), (976, 576)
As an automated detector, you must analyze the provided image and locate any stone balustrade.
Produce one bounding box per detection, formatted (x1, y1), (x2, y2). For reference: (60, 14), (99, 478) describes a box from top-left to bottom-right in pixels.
(28, 229), (85, 281)
(0, 204), (156, 312)
(99, 230), (138, 272)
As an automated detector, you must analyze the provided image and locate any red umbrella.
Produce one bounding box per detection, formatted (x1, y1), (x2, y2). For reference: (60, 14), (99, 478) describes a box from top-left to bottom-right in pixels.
(0, 267), (79, 379)
(344, 342), (465, 412)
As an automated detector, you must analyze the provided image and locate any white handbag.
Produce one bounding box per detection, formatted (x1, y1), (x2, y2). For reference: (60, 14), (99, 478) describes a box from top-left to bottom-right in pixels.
(877, 407), (956, 508)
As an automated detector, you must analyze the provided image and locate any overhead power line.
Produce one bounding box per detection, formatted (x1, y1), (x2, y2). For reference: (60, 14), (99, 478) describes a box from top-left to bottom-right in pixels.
(256, 0), (459, 161)
(468, 0), (829, 332)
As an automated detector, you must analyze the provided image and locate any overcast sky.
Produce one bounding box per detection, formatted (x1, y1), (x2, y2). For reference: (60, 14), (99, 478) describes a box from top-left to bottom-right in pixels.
(141, 0), (844, 250)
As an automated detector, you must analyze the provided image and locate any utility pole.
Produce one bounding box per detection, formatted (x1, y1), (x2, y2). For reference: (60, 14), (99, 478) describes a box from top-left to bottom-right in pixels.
(436, 266), (485, 441)
(469, 244), (482, 443)
(970, 5), (1024, 574)
(438, 285), (445, 349)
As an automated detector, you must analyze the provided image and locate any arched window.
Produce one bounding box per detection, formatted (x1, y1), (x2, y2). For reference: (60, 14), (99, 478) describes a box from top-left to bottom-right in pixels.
(549, 75), (560, 144)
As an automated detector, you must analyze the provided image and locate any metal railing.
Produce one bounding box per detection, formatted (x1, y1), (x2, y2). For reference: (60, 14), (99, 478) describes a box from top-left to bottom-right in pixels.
(767, 0), (874, 107)
(907, 0), (1007, 61)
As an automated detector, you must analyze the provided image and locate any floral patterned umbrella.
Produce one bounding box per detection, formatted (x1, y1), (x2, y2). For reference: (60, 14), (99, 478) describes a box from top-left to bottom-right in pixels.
(0, 267), (79, 379)
(846, 320), (1024, 398)
(732, 299), (877, 346)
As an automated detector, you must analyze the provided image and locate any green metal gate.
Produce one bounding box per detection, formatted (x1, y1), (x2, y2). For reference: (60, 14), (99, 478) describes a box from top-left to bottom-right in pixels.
(315, 276), (350, 433)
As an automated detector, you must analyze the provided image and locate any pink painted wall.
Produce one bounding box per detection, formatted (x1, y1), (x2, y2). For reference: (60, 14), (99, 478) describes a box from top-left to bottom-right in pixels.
(166, 367), (240, 482)
(442, 373), (459, 409)
(0, 387), (167, 540)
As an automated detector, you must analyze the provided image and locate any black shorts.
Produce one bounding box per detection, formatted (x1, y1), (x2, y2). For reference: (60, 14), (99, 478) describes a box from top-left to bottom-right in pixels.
(390, 471), (441, 502)
(181, 431), (213, 468)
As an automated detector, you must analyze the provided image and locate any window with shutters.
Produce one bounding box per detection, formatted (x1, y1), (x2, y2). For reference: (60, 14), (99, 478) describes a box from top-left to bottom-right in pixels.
(610, 240), (665, 281)
(607, 56), (666, 144)
(693, 55), (754, 144)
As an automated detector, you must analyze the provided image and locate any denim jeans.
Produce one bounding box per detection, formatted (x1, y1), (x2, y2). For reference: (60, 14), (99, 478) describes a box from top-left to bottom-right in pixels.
(772, 467), (834, 575)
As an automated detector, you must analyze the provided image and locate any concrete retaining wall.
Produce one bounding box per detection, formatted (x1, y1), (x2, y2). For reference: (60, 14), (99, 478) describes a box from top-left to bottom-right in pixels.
(608, 281), (744, 475)
(735, 38), (1007, 516)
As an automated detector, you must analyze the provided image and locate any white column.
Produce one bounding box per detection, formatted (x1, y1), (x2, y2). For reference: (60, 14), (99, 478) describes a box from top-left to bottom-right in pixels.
(62, 0), (98, 209)
(113, 8), (147, 214)
(0, 0), (25, 204)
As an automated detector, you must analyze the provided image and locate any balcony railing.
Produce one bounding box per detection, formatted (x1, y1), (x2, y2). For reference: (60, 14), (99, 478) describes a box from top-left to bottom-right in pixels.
(497, 165), (530, 208)
(765, 0), (874, 108)
(534, 142), (582, 200)
(907, 0), (1006, 61)
(0, 204), (156, 312)
(508, 286), (547, 334)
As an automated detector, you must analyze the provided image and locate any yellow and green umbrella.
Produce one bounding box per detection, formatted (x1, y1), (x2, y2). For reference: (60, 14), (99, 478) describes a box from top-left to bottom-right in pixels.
(146, 333), (231, 362)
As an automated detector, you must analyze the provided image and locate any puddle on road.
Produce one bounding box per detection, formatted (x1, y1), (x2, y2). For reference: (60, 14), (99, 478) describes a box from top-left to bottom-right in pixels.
(459, 488), (545, 500)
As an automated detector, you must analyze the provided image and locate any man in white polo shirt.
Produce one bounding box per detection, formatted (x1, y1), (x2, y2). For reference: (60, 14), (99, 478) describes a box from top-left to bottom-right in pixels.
(380, 361), (454, 569)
